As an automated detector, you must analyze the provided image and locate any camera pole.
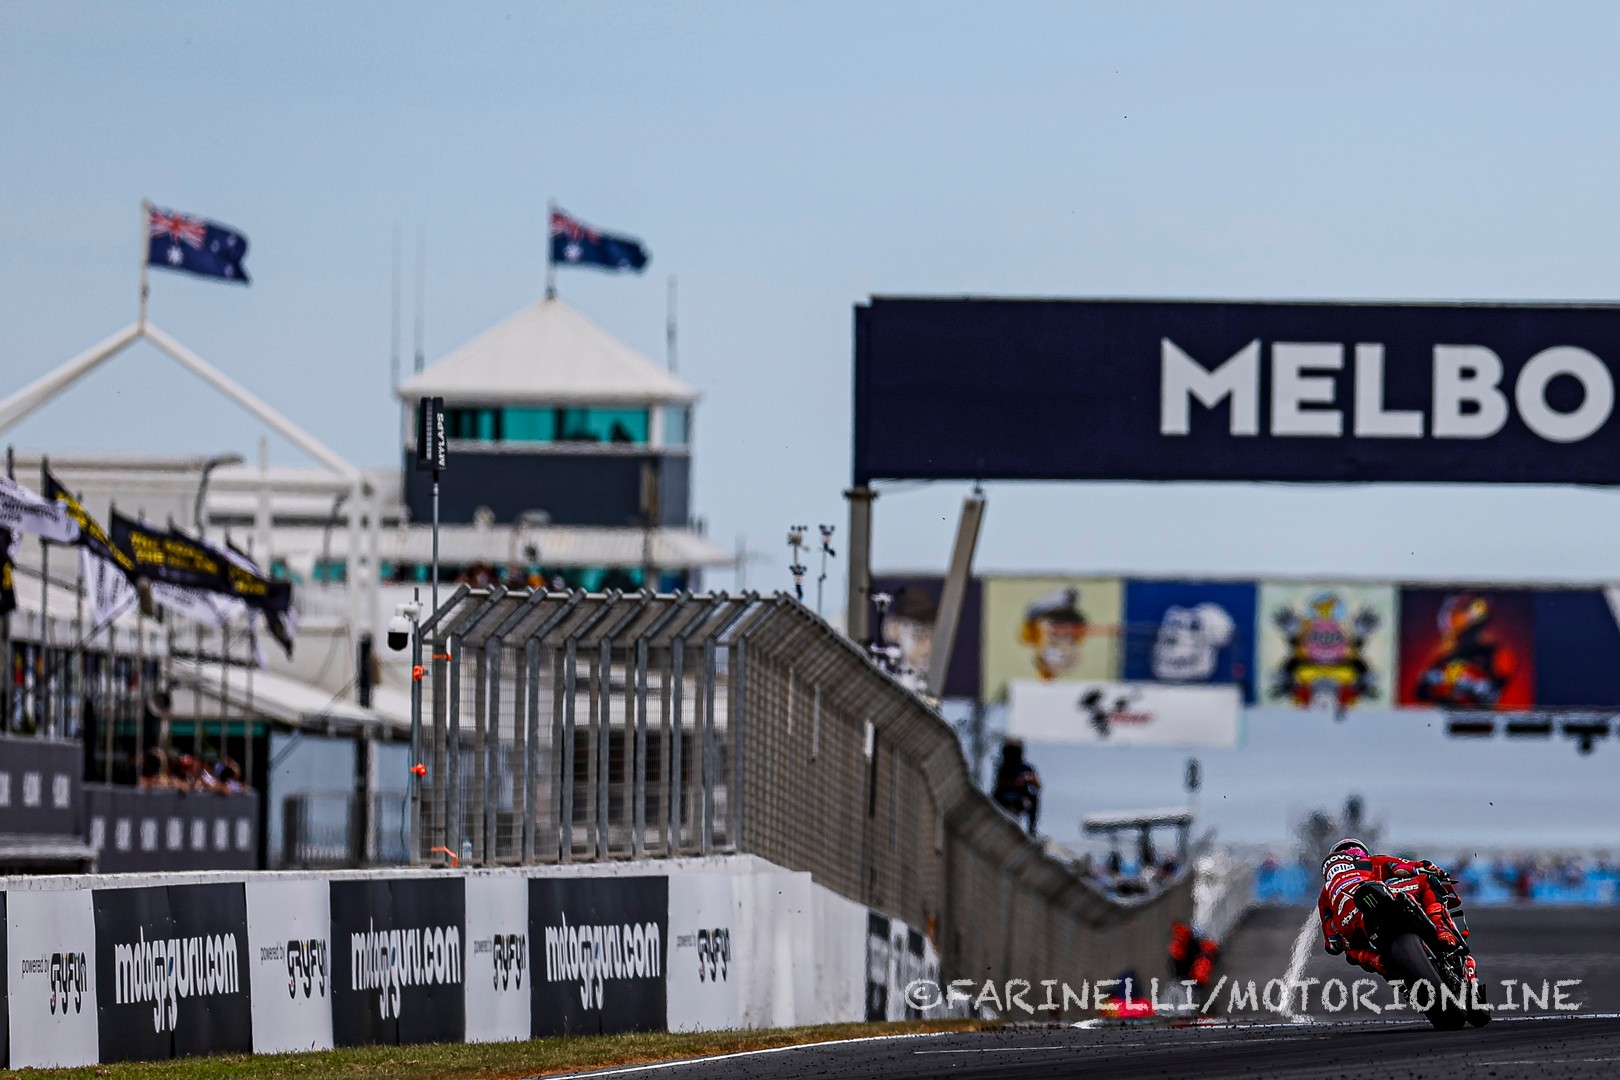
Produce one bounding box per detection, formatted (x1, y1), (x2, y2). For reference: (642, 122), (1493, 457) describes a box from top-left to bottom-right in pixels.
(410, 396), (447, 864)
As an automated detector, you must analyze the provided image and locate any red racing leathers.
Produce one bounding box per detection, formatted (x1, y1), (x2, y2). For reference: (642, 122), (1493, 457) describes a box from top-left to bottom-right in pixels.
(1318, 853), (1464, 977)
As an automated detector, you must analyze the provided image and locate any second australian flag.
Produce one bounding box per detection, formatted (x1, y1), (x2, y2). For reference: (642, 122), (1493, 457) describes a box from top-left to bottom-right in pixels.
(550, 207), (649, 273)
(147, 205), (251, 284)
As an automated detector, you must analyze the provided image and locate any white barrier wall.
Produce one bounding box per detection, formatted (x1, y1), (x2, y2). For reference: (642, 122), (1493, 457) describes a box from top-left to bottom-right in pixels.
(0, 856), (908, 1066)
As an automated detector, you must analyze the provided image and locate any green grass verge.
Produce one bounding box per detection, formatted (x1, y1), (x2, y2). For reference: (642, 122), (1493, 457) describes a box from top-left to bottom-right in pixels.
(8, 1019), (996, 1080)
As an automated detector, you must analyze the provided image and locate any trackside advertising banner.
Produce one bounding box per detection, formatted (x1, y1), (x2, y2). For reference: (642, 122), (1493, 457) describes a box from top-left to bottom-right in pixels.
(329, 878), (465, 1047)
(865, 912), (940, 1022)
(854, 298), (1620, 486)
(92, 883), (252, 1061)
(7, 889), (98, 1068)
(1008, 679), (1241, 748)
(245, 880), (333, 1054)
(666, 874), (739, 1032)
(463, 876), (530, 1044)
(530, 875), (668, 1036)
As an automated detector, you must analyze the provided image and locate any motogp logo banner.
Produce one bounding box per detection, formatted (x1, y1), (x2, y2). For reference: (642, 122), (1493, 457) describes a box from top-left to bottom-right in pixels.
(854, 298), (1620, 486)
(92, 883), (253, 1062)
(530, 876), (669, 1037)
(329, 878), (465, 1048)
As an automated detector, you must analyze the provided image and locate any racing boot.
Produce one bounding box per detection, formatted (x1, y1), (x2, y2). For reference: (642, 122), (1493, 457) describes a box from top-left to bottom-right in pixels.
(1463, 956), (1491, 1028)
(1426, 903), (1462, 951)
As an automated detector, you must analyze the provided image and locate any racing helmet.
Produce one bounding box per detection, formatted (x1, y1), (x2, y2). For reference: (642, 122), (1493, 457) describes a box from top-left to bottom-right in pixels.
(1320, 837), (1369, 878)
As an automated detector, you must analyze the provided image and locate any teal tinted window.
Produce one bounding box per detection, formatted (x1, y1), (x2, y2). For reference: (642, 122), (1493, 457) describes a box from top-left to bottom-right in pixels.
(662, 406), (690, 446)
(558, 408), (648, 444)
(503, 407), (557, 442)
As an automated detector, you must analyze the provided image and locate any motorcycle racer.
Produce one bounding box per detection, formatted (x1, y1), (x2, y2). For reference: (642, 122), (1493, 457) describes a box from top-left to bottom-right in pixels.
(1317, 838), (1473, 980)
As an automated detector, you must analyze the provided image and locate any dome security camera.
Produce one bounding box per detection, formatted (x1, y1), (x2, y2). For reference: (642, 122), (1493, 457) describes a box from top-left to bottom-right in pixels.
(387, 600), (423, 651)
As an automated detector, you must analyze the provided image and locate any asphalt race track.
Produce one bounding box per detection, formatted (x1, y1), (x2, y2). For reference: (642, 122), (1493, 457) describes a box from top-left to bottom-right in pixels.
(551, 906), (1620, 1080)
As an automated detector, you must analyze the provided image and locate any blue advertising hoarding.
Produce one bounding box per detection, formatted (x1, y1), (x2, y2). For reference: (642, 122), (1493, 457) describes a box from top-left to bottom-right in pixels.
(1532, 589), (1620, 708)
(853, 298), (1620, 486)
(1121, 580), (1257, 703)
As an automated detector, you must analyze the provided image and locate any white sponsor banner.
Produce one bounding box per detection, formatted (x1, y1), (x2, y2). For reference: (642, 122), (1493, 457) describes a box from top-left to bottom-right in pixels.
(7, 889), (98, 1068)
(464, 876), (529, 1043)
(666, 874), (740, 1032)
(82, 550), (138, 627)
(245, 879), (334, 1053)
(1008, 679), (1241, 748)
(0, 477), (79, 543)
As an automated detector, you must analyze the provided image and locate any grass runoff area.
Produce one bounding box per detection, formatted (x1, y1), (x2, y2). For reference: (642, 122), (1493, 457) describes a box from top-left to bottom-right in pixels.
(9, 1020), (995, 1080)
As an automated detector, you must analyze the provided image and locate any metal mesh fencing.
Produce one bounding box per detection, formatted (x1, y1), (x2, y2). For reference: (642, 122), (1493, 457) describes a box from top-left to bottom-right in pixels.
(416, 588), (1192, 985)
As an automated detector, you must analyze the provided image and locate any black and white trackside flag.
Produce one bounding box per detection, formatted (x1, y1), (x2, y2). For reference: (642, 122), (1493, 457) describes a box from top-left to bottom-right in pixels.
(82, 548), (138, 627)
(0, 476), (79, 543)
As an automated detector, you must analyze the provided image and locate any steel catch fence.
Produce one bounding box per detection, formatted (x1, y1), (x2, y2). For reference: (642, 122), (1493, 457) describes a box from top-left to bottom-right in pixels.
(414, 588), (1191, 984)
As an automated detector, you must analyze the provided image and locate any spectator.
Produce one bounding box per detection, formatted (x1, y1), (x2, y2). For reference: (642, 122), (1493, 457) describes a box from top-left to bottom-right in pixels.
(991, 737), (1041, 835)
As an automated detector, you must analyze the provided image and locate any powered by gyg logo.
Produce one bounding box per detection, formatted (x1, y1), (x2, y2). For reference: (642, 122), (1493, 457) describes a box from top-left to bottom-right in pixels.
(257, 939), (328, 999)
(473, 932), (526, 991)
(289, 940), (327, 999)
(19, 952), (89, 1015)
(697, 928), (730, 983)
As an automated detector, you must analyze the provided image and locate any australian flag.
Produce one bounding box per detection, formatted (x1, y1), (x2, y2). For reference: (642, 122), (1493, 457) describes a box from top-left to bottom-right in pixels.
(549, 207), (649, 273)
(147, 205), (251, 284)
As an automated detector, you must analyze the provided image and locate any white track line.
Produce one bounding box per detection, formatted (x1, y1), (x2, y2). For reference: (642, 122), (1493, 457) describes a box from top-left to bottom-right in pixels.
(540, 1031), (953, 1078)
(914, 1047), (1065, 1054)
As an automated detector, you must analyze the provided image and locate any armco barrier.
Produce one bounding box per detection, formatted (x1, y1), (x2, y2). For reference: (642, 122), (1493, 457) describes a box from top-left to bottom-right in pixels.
(419, 589), (1193, 1001)
(0, 856), (892, 1067)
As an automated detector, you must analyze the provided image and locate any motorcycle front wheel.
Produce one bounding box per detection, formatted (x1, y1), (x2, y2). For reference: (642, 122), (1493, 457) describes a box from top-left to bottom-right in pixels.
(1385, 933), (1468, 1030)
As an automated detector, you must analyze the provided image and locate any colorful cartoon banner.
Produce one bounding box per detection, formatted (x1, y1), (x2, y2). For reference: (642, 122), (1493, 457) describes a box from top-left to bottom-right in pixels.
(1256, 583), (1397, 711)
(1398, 588), (1535, 709)
(1121, 580), (1257, 703)
(869, 574), (982, 701)
(980, 577), (1123, 703)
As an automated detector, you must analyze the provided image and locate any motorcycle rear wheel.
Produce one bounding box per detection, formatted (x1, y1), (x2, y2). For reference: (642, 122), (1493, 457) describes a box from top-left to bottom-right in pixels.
(1386, 933), (1468, 1030)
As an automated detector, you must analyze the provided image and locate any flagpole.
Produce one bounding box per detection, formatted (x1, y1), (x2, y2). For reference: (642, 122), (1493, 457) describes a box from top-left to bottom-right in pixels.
(38, 457), (50, 735)
(666, 275), (678, 374)
(1, 446), (11, 729)
(545, 199), (557, 300)
(138, 199), (151, 329)
(73, 491), (85, 742)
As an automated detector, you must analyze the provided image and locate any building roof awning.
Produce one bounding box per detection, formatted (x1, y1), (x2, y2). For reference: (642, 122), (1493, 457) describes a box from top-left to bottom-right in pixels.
(398, 297), (698, 406)
(171, 660), (407, 737)
(270, 523), (734, 571)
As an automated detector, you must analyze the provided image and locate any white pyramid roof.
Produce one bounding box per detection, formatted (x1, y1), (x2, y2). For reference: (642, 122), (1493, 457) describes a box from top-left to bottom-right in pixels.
(398, 297), (697, 406)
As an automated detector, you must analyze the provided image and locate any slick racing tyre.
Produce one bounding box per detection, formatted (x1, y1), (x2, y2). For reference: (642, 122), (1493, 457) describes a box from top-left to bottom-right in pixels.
(1385, 933), (1468, 1030)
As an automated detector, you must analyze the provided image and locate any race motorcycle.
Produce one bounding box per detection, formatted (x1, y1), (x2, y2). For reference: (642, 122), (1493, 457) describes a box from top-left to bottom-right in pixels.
(1351, 878), (1490, 1030)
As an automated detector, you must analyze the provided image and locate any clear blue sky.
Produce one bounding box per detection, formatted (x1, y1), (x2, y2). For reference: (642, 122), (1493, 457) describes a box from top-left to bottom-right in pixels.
(6, 2), (1620, 845)
(8, 2), (1620, 586)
